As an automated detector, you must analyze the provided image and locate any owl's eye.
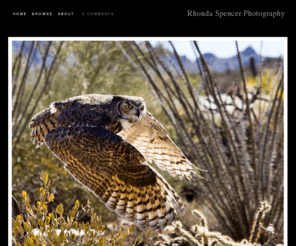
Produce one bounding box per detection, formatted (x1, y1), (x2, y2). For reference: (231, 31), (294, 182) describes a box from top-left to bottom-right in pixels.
(125, 104), (133, 109)
(141, 105), (144, 110)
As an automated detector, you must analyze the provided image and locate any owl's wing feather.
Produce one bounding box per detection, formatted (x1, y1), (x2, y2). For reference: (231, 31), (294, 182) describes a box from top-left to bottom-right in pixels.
(45, 126), (184, 231)
(29, 108), (58, 148)
(118, 111), (194, 181)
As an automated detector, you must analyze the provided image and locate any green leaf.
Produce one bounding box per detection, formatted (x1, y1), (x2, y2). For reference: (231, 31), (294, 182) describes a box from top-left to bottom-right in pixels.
(56, 204), (64, 216)
(48, 193), (54, 202)
(38, 218), (43, 227)
(41, 171), (48, 186)
(75, 200), (79, 206)
(48, 213), (54, 220)
(30, 216), (38, 227)
(23, 222), (29, 232)
(59, 229), (65, 242)
(73, 221), (78, 228)
(84, 221), (90, 233)
(98, 238), (104, 246)
(22, 190), (27, 199)
(45, 216), (50, 225)
(16, 215), (22, 222)
(70, 233), (77, 240)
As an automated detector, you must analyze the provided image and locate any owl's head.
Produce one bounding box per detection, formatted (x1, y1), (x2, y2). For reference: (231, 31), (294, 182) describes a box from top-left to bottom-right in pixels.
(117, 96), (146, 124)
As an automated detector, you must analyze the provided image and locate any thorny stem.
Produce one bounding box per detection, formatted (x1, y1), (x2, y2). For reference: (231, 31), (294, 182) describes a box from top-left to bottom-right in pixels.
(236, 41), (258, 205)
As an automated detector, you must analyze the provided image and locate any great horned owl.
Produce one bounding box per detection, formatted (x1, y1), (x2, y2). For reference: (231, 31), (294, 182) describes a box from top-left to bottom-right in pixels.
(29, 94), (195, 231)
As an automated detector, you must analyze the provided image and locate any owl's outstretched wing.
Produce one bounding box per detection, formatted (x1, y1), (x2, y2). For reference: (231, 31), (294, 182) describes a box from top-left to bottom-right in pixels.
(44, 126), (184, 231)
(117, 111), (195, 181)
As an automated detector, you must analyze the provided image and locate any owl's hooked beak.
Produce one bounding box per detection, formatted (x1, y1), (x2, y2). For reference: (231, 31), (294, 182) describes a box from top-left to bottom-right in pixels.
(135, 109), (140, 118)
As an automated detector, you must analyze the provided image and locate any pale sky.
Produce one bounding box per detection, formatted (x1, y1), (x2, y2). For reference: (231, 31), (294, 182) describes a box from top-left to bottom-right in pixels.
(11, 38), (286, 62)
(149, 38), (286, 60)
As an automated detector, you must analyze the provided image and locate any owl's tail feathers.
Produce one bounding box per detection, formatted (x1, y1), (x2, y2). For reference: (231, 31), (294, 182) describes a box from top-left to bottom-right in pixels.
(153, 167), (185, 217)
(101, 167), (184, 231)
(29, 108), (58, 148)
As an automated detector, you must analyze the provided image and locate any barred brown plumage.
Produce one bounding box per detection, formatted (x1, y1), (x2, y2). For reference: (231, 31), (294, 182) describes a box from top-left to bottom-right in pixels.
(29, 94), (196, 231)
(29, 108), (58, 147)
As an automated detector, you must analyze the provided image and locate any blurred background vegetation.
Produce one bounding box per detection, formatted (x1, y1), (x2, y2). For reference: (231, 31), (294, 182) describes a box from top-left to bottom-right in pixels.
(11, 40), (284, 245)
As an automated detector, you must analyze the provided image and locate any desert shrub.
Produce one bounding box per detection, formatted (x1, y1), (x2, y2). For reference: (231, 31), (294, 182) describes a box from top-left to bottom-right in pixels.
(155, 202), (282, 246)
(12, 171), (137, 246)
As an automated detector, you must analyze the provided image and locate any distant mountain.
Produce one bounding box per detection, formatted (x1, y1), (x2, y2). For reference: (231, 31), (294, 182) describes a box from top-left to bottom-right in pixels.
(242, 46), (256, 56)
(203, 53), (217, 64)
(162, 46), (268, 73)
